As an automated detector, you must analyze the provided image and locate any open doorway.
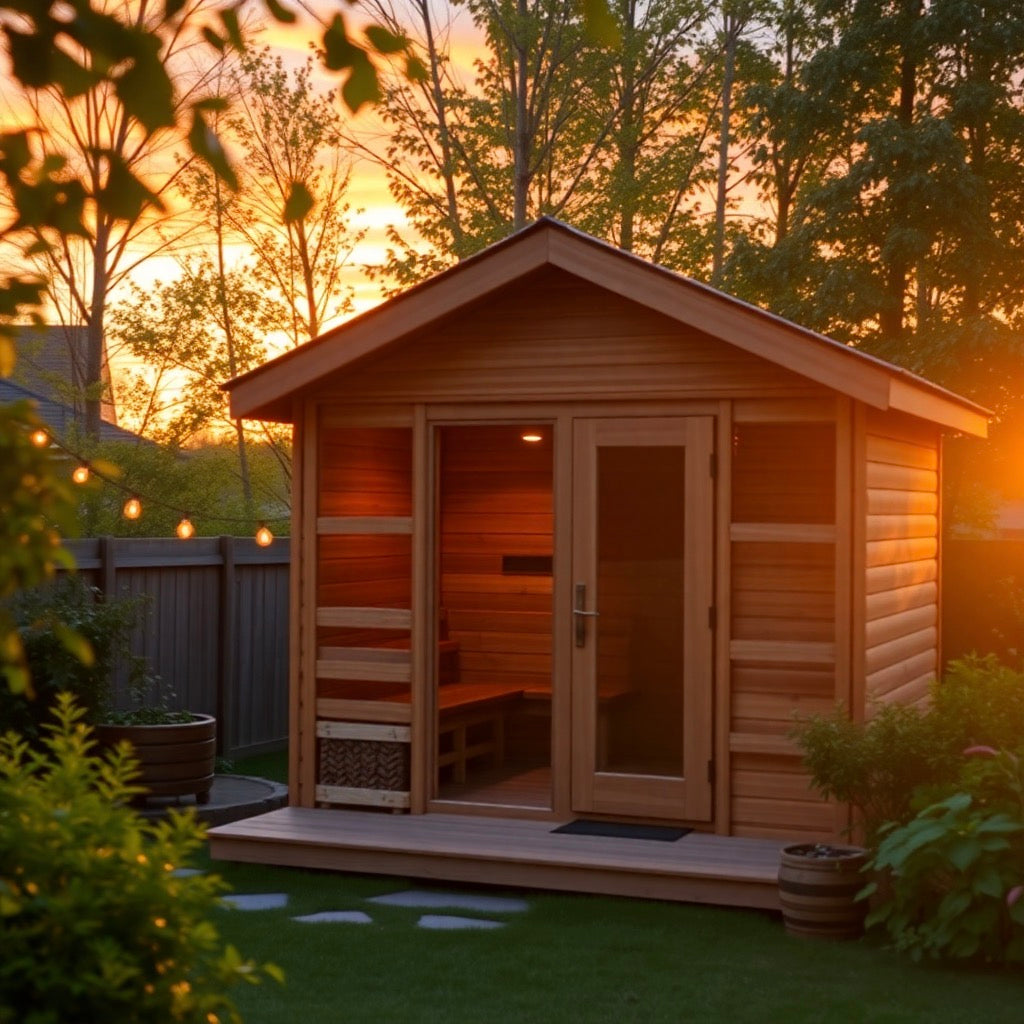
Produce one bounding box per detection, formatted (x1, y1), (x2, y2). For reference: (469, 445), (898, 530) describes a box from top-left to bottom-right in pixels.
(434, 424), (554, 809)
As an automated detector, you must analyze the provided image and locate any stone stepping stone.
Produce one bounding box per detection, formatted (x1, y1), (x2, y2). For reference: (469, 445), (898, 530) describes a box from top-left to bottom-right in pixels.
(417, 914), (505, 931)
(369, 889), (529, 914)
(171, 868), (204, 878)
(223, 893), (289, 911)
(292, 911), (373, 925)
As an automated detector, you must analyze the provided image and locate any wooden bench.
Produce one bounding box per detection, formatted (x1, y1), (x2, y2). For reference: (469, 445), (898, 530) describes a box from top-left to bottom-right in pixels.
(435, 681), (525, 782)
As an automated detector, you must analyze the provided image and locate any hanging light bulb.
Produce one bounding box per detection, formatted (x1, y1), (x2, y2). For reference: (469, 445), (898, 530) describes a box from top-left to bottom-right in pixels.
(255, 524), (274, 547)
(72, 464), (90, 484)
(175, 517), (195, 540)
(123, 496), (142, 520)
(29, 428), (49, 448)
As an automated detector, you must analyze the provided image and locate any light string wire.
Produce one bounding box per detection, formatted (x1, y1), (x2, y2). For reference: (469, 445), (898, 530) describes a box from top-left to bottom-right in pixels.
(28, 426), (278, 545)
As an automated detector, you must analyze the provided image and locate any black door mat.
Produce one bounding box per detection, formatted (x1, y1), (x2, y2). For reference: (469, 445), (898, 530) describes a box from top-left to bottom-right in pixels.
(552, 820), (691, 841)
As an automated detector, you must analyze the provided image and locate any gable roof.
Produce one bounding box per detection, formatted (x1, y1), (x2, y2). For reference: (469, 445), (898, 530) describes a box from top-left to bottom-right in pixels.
(225, 218), (988, 436)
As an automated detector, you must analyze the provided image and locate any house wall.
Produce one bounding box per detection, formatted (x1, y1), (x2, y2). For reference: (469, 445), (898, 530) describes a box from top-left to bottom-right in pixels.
(726, 413), (842, 841)
(861, 409), (941, 711)
(315, 268), (824, 406)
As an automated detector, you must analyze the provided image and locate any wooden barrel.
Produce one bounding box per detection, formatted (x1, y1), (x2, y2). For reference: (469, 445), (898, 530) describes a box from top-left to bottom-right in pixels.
(778, 843), (868, 940)
(96, 714), (217, 804)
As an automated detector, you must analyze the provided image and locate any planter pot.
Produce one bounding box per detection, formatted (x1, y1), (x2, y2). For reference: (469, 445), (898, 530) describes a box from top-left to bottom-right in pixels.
(778, 843), (869, 940)
(95, 714), (216, 805)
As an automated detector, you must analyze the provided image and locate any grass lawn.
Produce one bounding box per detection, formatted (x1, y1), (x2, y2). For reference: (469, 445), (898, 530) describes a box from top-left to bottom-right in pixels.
(200, 849), (1024, 1024)
(224, 749), (288, 784)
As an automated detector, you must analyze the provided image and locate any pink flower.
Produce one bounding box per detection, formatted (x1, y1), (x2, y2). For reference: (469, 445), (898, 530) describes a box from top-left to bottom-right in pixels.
(963, 745), (999, 757)
(1007, 886), (1023, 908)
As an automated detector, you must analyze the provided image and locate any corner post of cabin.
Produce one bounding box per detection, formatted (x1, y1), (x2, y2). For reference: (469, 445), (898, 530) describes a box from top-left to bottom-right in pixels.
(410, 404), (431, 813)
(294, 399), (319, 806)
(834, 395), (856, 840)
(849, 401), (868, 729)
(714, 400), (733, 835)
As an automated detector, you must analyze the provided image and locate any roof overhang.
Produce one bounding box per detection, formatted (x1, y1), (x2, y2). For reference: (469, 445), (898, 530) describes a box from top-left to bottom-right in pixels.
(225, 219), (989, 437)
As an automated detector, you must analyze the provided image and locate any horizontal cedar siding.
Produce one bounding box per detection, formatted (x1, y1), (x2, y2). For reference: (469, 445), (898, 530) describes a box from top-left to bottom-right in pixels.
(323, 269), (820, 403)
(729, 420), (837, 840)
(863, 417), (941, 709)
(316, 426), (413, 705)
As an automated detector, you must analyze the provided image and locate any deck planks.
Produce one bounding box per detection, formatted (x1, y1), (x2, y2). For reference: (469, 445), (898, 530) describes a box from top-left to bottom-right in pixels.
(208, 807), (785, 910)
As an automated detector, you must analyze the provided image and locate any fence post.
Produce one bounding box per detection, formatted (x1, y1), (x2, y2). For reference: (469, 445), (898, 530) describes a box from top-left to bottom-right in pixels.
(217, 535), (237, 758)
(98, 535), (116, 597)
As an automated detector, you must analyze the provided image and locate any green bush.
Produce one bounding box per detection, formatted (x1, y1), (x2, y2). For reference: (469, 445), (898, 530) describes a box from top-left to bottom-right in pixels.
(0, 576), (170, 740)
(792, 654), (1024, 846)
(866, 746), (1024, 963)
(0, 694), (281, 1023)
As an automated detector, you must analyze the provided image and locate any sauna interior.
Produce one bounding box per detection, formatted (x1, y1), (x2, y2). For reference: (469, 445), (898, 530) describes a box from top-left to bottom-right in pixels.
(316, 422), (555, 810)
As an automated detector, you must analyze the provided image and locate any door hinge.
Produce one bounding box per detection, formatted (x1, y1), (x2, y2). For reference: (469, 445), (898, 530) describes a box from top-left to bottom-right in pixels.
(708, 605), (716, 630)
(707, 759), (715, 784)
(709, 451), (718, 479)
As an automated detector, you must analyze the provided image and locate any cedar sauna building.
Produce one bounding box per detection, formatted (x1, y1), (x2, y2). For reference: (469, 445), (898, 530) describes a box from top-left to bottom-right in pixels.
(211, 219), (987, 907)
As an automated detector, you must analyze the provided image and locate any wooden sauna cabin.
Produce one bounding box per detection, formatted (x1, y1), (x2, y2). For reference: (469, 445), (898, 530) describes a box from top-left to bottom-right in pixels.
(220, 218), (987, 854)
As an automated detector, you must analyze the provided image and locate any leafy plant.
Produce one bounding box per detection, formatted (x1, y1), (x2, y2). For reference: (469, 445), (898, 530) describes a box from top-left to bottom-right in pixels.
(791, 701), (954, 846)
(865, 747), (1024, 963)
(792, 655), (1024, 846)
(0, 694), (282, 1022)
(1, 576), (185, 739)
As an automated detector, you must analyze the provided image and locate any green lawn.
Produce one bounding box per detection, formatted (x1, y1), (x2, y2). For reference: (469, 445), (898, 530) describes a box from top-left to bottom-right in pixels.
(201, 852), (1024, 1024)
(224, 749), (288, 784)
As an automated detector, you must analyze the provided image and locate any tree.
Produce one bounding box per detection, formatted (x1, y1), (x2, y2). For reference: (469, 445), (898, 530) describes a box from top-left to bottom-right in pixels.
(219, 48), (367, 346)
(0, 0), (425, 693)
(2, 0), (237, 441)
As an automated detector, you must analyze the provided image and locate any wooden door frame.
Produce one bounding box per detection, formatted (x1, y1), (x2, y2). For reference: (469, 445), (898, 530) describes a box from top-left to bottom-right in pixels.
(570, 415), (716, 822)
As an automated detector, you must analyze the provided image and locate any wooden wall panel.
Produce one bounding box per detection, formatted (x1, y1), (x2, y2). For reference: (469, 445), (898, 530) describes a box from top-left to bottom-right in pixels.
(318, 427), (412, 517)
(439, 426), (554, 692)
(862, 413), (942, 711)
(317, 270), (825, 405)
(728, 418), (839, 841)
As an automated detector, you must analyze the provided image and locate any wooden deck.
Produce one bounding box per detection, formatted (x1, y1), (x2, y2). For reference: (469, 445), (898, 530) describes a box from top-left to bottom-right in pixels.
(208, 808), (786, 910)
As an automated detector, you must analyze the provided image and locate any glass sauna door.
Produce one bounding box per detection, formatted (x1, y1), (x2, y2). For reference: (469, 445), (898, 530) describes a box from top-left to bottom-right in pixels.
(571, 418), (714, 821)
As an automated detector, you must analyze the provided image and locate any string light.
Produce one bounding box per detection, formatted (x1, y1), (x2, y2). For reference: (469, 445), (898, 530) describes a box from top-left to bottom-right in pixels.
(31, 424), (284, 541)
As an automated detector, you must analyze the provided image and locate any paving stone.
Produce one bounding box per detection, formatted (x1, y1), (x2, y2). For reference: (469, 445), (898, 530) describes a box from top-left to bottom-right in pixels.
(369, 889), (528, 914)
(170, 868), (204, 878)
(223, 892), (289, 911)
(292, 911), (373, 925)
(417, 914), (505, 931)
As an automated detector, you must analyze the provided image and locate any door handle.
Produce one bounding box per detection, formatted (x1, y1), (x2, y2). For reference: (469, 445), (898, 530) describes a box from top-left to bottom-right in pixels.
(573, 582), (599, 647)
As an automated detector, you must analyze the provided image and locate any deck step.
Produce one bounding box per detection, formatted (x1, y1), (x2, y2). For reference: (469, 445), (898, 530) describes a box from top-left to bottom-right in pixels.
(208, 807), (785, 911)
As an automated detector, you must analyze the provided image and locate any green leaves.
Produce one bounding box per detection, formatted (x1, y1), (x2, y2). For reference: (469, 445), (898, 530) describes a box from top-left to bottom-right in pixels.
(188, 110), (238, 192)
(323, 14), (382, 112)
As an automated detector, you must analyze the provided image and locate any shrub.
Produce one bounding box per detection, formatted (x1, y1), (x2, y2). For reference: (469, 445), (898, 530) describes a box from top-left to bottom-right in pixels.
(792, 655), (1024, 846)
(0, 576), (167, 740)
(0, 694), (281, 1023)
(865, 747), (1024, 963)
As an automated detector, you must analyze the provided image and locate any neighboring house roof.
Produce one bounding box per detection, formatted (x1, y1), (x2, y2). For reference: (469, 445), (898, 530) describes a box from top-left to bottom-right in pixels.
(12, 324), (118, 425)
(224, 217), (990, 436)
(0, 378), (143, 445)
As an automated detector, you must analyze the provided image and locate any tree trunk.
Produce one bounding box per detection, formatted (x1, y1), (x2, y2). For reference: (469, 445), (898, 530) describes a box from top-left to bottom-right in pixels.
(712, 14), (738, 287)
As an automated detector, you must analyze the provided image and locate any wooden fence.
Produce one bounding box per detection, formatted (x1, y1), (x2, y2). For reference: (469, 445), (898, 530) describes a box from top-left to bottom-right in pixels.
(66, 536), (290, 760)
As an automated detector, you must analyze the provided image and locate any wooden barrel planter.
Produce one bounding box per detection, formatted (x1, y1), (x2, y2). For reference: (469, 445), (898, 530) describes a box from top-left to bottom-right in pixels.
(95, 715), (217, 805)
(778, 843), (869, 940)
